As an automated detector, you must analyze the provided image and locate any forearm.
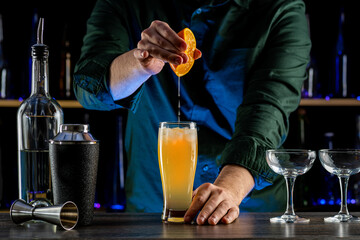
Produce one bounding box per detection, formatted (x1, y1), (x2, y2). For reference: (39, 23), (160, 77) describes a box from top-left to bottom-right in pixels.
(109, 49), (151, 101)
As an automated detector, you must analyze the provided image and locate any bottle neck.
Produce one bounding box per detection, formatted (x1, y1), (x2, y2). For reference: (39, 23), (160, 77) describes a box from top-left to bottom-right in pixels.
(31, 55), (50, 96)
(0, 41), (4, 67)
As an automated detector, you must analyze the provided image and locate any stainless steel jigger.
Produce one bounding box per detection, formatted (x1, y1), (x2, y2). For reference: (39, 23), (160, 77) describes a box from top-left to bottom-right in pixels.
(10, 199), (78, 231)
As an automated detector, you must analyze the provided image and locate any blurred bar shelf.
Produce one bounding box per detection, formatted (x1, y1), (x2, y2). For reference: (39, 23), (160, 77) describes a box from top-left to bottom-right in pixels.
(299, 98), (360, 107)
(1, 98), (360, 108)
(0, 99), (83, 108)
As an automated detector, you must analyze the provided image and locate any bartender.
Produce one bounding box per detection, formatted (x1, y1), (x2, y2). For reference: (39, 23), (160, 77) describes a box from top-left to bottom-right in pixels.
(73, 0), (311, 225)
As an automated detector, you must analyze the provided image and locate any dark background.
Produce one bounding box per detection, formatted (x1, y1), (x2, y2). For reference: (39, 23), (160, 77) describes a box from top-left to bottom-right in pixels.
(1, 0), (360, 211)
(0, 0), (97, 99)
(0, 0), (128, 211)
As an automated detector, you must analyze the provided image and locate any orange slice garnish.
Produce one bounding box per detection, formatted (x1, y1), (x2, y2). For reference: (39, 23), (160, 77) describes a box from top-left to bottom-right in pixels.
(170, 28), (197, 77)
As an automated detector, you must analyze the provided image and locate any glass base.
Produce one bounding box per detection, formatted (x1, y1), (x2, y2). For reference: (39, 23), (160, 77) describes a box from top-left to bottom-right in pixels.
(162, 209), (186, 223)
(270, 215), (310, 223)
(166, 217), (185, 223)
(324, 214), (360, 223)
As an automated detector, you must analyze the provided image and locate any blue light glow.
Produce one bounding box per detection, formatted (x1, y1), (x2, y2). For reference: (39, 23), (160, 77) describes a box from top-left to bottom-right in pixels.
(319, 199), (326, 205)
(357, 96), (360, 101)
(111, 204), (125, 210)
(94, 203), (101, 209)
(328, 200), (335, 205)
(325, 96), (330, 101)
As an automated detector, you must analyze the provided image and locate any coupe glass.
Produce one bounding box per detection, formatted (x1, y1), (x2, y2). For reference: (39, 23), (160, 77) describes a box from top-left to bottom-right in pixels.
(266, 149), (316, 223)
(318, 149), (360, 222)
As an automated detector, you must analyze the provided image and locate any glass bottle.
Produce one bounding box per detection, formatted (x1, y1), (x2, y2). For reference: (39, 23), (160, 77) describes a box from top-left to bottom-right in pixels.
(17, 18), (64, 207)
(332, 8), (348, 98)
(0, 14), (11, 99)
(356, 115), (360, 149)
(59, 24), (72, 99)
(302, 14), (319, 98)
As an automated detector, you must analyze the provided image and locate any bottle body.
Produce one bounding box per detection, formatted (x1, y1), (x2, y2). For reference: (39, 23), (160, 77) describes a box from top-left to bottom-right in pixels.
(0, 14), (12, 99)
(0, 58), (11, 99)
(302, 57), (319, 98)
(17, 43), (63, 207)
(331, 10), (348, 98)
(302, 14), (319, 98)
(356, 115), (360, 149)
(59, 39), (73, 99)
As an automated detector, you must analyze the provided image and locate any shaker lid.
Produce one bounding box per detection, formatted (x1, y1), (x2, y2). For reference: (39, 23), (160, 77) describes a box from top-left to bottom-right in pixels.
(50, 124), (98, 144)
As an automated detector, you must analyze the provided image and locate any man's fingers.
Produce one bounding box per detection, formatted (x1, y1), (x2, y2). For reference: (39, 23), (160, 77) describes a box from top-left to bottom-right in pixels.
(150, 20), (187, 52)
(141, 20), (186, 55)
(184, 183), (212, 223)
(133, 49), (149, 60)
(194, 49), (202, 60)
(185, 182), (241, 225)
(138, 20), (189, 65)
(207, 200), (233, 225)
(137, 40), (183, 65)
(221, 207), (240, 224)
(196, 187), (226, 225)
(192, 188), (199, 199)
(132, 48), (165, 75)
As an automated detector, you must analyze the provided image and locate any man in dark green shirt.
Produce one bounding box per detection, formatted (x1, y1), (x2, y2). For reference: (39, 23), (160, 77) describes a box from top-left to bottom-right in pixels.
(74, 0), (311, 225)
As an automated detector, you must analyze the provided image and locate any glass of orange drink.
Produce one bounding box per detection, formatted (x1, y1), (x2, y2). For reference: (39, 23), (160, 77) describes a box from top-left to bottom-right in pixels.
(158, 121), (198, 223)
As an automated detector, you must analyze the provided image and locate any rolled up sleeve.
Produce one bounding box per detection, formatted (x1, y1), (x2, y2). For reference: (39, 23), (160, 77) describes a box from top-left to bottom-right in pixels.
(220, 0), (311, 190)
(73, 0), (143, 112)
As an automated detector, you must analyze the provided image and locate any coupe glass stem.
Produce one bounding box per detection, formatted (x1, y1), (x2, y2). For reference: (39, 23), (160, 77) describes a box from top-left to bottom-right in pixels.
(338, 176), (350, 215)
(284, 176), (296, 216)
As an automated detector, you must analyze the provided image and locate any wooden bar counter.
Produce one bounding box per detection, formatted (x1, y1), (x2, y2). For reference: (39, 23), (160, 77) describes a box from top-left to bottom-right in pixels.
(2, 211), (360, 239)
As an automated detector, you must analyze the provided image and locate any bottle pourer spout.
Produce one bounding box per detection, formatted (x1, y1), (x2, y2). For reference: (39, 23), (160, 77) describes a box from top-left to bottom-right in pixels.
(37, 18), (44, 44)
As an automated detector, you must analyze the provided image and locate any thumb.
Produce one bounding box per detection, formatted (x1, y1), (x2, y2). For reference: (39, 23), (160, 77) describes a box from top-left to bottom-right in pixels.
(193, 49), (202, 60)
(192, 188), (199, 200)
(134, 49), (149, 60)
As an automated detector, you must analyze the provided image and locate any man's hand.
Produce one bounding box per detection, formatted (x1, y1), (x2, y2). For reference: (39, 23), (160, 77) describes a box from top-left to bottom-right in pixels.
(109, 20), (186, 100)
(134, 20), (188, 75)
(184, 165), (255, 225)
(109, 20), (201, 101)
(134, 20), (202, 75)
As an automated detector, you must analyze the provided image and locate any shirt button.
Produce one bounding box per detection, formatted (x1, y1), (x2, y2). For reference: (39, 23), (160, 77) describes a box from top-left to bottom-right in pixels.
(203, 165), (209, 172)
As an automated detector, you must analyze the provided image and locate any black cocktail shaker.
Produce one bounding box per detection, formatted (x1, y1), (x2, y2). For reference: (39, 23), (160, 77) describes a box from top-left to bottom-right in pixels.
(49, 124), (99, 226)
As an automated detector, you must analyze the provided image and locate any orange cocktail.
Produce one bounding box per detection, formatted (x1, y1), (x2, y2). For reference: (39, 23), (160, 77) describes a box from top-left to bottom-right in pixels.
(158, 122), (197, 223)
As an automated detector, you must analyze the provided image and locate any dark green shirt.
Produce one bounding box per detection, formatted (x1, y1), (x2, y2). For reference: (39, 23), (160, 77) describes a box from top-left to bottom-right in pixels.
(74, 0), (311, 212)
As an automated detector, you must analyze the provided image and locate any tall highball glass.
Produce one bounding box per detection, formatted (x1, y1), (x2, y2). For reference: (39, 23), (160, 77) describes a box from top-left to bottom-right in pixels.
(158, 121), (198, 223)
